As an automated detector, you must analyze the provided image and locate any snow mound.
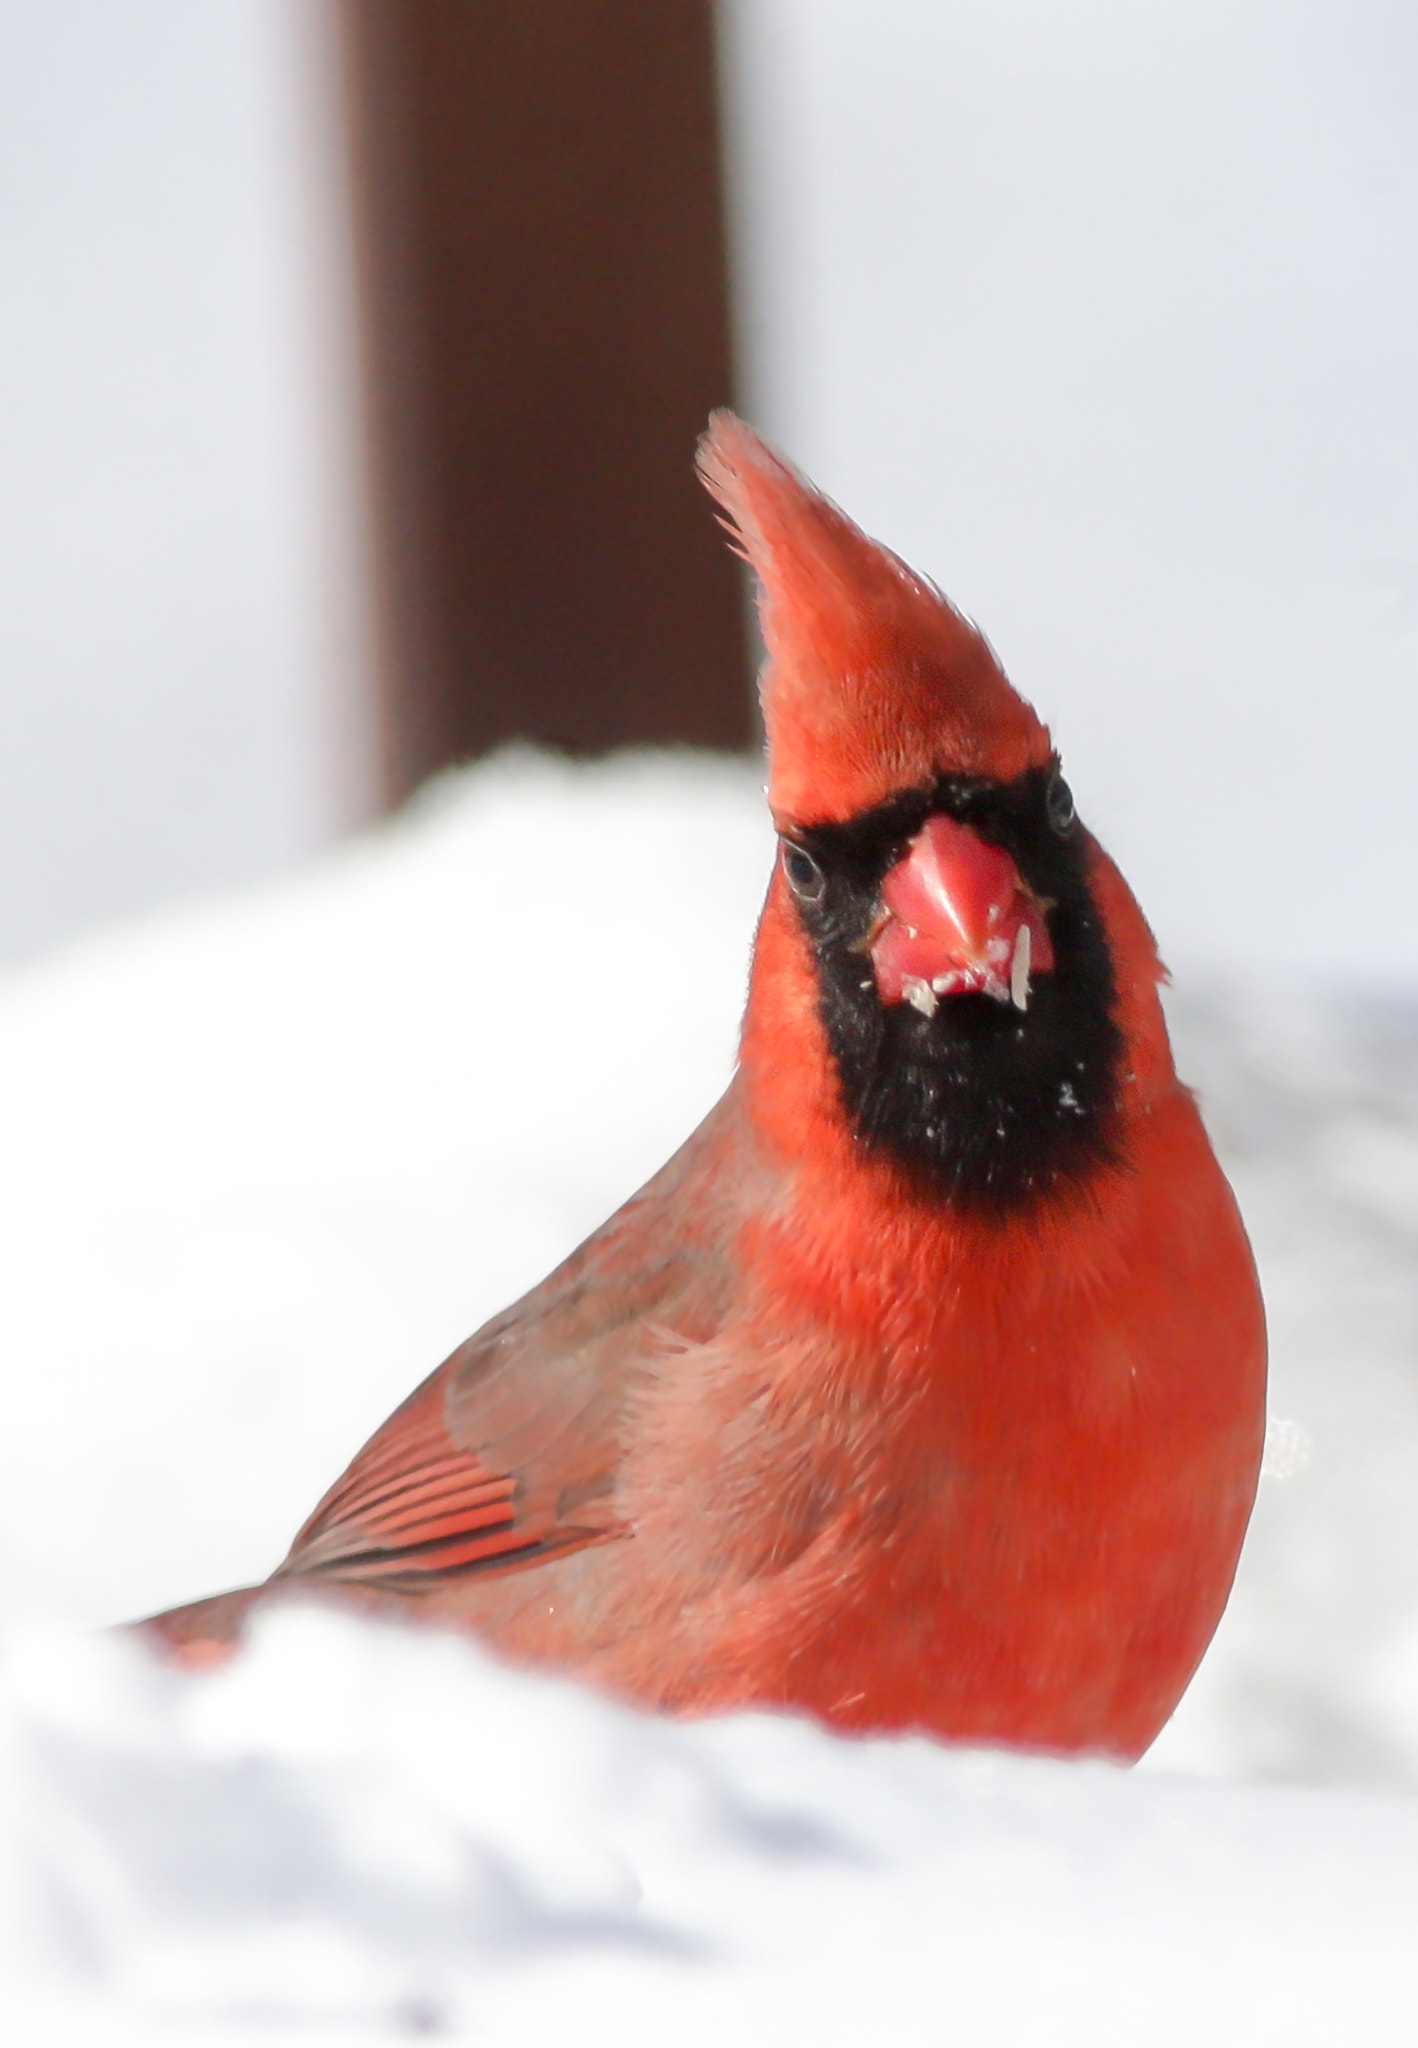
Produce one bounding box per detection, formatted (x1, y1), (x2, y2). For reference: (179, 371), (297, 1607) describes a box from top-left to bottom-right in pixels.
(7, 1604), (1418, 2044)
(3, 748), (1418, 2039)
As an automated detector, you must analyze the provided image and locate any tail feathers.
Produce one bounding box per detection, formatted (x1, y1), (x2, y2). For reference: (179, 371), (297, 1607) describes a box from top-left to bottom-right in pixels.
(134, 1584), (281, 1670)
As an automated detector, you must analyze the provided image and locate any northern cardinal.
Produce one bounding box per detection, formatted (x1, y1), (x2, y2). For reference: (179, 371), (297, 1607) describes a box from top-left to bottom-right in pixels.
(148, 415), (1266, 1760)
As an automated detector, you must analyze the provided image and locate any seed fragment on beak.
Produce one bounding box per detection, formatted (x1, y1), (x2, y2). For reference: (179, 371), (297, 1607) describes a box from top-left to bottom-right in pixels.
(903, 975), (938, 1018)
(1010, 924), (1031, 1012)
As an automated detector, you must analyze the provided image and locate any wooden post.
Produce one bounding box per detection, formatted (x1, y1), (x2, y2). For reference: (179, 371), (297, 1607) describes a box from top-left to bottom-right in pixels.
(340, 0), (751, 804)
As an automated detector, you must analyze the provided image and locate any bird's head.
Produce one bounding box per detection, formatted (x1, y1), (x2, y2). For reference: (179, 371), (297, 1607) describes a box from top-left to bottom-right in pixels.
(698, 412), (1163, 1215)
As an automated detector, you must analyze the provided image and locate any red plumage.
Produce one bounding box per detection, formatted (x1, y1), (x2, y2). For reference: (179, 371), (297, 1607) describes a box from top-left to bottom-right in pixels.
(149, 416), (1265, 1759)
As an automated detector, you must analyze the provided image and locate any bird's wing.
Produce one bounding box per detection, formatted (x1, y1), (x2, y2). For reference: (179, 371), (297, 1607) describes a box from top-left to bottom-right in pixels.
(272, 1365), (590, 1590)
(276, 1096), (744, 1597)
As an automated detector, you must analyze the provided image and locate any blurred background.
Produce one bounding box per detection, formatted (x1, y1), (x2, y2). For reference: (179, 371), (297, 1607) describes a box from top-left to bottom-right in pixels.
(1, 0), (1415, 979)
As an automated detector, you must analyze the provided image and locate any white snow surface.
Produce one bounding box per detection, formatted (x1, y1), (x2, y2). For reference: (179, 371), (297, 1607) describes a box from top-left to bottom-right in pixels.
(3, 750), (1418, 2040)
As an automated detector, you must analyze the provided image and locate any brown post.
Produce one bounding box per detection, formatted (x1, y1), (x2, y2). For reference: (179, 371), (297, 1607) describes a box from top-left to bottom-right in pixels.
(340, 0), (751, 804)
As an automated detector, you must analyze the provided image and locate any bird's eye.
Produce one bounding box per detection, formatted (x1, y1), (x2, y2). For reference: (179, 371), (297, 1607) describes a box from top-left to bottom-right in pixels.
(782, 840), (826, 905)
(1046, 772), (1076, 835)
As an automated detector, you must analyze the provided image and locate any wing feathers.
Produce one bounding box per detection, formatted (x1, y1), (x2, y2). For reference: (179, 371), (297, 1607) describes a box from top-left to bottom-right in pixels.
(277, 1370), (616, 1593)
(273, 1116), (747, 1605)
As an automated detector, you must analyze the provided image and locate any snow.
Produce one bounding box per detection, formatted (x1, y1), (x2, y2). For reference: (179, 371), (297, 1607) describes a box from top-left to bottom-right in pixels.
(10, 1607), (1418, 2045)
(2, 749), (1418, 2040)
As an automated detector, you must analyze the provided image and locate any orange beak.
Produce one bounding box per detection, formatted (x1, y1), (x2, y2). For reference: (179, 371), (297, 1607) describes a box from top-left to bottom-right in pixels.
(870, 815), (1056, 1016)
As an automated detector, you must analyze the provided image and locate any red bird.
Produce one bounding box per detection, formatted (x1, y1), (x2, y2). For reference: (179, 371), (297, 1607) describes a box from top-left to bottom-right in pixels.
(149, 415), (1266, 1760)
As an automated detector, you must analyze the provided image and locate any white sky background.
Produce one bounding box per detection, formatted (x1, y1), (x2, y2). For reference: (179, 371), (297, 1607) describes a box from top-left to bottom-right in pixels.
(721, 0), (1418, 984)
(0, 0), (371, 964)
